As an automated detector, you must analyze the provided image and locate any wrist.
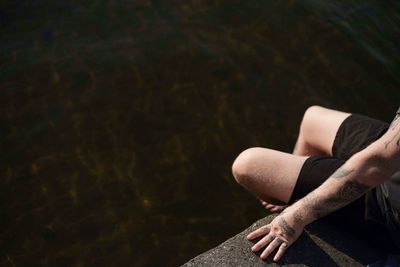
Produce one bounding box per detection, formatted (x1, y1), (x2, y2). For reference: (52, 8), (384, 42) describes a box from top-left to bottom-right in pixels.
(284, 204), (310, 227)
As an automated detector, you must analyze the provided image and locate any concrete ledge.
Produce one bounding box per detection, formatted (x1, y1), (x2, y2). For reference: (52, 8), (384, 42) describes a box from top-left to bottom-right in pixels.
(182, 215), (388, 266)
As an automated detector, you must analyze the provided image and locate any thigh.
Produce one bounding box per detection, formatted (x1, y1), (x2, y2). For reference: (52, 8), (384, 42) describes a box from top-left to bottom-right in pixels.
(289, 156), (346, 203)
(232, 147), (308, 204)
(300, 106), (351, 156)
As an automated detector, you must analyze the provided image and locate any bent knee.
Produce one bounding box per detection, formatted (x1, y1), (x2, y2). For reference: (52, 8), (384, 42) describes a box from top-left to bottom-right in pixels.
(232, 147), (264, 185)
(299, 105), (331, 140)
(302, 105), (325, 129)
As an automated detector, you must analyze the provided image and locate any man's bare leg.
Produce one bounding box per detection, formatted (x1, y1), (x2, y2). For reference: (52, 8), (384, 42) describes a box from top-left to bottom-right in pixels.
(293, 106), (351, 156)
(233, 106), (351, 212)
(261, 106), (351, 211)
(232, 147), (308, 204)
(260, 200), (287, 212)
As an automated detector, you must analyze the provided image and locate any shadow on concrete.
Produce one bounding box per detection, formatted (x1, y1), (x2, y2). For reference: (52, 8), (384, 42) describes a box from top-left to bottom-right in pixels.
(183, 215), (387, 266)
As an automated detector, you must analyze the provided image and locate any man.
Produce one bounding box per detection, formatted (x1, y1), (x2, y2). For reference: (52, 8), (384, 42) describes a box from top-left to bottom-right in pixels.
(232, 105), (400, 261)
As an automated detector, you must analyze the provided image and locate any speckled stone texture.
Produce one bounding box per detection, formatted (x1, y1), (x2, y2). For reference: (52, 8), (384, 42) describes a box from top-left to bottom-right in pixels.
(183, 215), (386, 267)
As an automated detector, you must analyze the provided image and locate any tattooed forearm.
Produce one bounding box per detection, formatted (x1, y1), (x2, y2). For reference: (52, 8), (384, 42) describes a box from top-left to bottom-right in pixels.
(291, 209), (304, 225)
(385, 114), (400, 149)
(278, 217), (295, 238)
(302, 179), (370, 220)
(384, 131), (400, 149)
(331, 166), (354, 179)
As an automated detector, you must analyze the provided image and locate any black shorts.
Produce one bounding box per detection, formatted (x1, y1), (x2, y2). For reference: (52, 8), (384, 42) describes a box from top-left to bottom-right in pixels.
(289, 113), (397, 252)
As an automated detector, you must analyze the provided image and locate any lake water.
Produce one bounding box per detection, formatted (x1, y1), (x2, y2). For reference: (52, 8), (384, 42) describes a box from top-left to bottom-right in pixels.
(1, 0), (399, 266)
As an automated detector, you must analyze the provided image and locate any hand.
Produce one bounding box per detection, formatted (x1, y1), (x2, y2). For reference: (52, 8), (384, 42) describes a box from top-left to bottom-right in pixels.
(246, 211), (304, 262)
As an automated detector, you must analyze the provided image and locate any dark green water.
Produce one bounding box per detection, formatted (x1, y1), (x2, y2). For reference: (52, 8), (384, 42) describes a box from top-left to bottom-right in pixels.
(1, 1), (399, 266)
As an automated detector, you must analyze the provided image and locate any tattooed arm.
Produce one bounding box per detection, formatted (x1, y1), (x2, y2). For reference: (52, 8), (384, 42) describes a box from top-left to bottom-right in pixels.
(287, 112), (400, 225)
(247, 112), (400, 262)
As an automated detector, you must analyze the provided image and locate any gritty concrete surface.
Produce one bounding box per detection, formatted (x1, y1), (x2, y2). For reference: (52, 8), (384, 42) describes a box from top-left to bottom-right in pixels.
(182, 215), (388, 267)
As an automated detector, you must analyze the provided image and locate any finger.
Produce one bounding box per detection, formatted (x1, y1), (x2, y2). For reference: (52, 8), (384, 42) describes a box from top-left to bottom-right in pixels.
(260, 238), (282, 260)
(273, 242), (289, 262)
(251, 233), (274, 252)
(246, 225), (270, 240)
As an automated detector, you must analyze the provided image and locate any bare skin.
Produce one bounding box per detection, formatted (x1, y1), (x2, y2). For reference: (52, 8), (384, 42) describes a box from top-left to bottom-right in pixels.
(238, 106), (351, 213)
(245, 110), (400, 262)
(292, 106), (351, 157)
(232, 147), (307, 205)
(260, 200), (286, 213)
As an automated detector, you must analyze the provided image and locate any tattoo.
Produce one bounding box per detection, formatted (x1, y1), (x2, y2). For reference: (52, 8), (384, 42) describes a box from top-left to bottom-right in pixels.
(385, 114), (400, 149)
(304, 179), (370, 220)
(278, 217), (295, 238)
(331, 166), (354, 179)
(292, 210), (304, 225)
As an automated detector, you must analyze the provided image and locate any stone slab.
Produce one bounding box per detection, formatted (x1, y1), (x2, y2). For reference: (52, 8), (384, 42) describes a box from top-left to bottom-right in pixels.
(183, 215), (388, 267)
